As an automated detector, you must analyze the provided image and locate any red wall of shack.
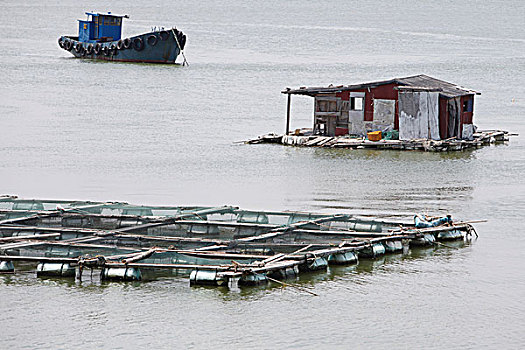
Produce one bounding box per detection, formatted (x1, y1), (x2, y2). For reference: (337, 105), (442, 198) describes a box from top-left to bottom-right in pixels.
(337, 83), (400, 130)
(336, 85), (474, 138)
(461, 95), (474, 124)
(439, 95), (474, 139)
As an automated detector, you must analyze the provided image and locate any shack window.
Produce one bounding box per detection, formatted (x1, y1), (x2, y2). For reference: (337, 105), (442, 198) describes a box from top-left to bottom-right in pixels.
(350, 97), (363, 111)
(463, 98), (473, 112)
(316, 99), (338, 112)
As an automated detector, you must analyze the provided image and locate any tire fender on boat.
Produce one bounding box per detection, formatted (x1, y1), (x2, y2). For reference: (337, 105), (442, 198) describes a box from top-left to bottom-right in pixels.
(102, 46), (110, 56)
(74, 43), (82, 53)
(159, 30), (169, 41)
(109, 44), (117, 56)
(58, 38), (64, 48)
(66, 41), (73, 51)
(86, 44), (93, 55)
(147, 34), (158, 46)
(117, 40), (124, 50)
(123, 38), (132, 49)
(94, 43), (101, 55)
(132, 37), (144, 51)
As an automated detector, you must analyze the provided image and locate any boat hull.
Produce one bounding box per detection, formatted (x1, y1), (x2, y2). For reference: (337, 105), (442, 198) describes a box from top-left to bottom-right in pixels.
(58, 30), (183, 64)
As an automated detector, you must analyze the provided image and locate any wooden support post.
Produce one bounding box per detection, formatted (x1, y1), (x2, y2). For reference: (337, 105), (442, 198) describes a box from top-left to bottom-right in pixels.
(286, 93), (291, 135)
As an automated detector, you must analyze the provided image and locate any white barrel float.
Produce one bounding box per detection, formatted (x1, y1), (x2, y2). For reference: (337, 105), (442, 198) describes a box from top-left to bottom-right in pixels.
(437, 229), (463, 241)
(328, 251), (358, 265)
(383, 240), (403, 253)
(101, 267), (142, 281)
(299, 256), (328, 272)
(189, 269), (228, 286)
(359, 243), (386, 259)
(238, 247), (274, 256)
(0, 260), (15, 273)
(347, 222), (382, 232)
(238, 272), (268, 286)
(410, 233), (436, 247)
(36, 263), (76, 278)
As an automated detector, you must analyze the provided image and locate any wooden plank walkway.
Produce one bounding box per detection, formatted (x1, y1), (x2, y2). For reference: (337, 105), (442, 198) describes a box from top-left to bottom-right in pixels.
(248, 130), (510, 152)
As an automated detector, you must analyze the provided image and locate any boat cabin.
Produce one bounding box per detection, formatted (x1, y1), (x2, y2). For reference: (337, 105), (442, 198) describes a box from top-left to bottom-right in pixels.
(282, 75), (480, 140)
(78, 12), (129, 42)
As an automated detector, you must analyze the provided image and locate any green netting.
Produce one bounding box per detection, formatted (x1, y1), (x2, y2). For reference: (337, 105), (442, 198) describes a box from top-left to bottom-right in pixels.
(237, 212), (269, 224)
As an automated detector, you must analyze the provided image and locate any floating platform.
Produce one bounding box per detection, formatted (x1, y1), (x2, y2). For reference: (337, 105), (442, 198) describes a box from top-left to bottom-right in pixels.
(0, 196), (479, 291)
(247, 130), (510, 152)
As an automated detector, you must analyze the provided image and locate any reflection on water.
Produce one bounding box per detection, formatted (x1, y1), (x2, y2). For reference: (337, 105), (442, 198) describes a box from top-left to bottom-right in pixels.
(312, 147), (478, 161)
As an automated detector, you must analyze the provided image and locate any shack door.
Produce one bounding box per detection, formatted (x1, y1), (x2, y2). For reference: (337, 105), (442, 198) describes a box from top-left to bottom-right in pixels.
(348, 92), (365, 135)
(373, 99), (396, 131)
(447, 97), (461, 139)
(313, 96), (340, 136)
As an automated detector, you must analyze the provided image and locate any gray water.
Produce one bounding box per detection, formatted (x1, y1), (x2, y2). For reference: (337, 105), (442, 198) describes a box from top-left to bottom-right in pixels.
(1, 1), (524, 348)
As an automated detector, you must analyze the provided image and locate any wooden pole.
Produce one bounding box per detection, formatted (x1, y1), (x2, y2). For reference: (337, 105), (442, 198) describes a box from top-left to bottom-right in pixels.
(286, 93), (291, 135)
(266, 276), (318, 296)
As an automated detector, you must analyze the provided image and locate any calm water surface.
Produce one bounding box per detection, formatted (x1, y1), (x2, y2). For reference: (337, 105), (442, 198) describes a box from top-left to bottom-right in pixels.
(1, 1), (524, 349)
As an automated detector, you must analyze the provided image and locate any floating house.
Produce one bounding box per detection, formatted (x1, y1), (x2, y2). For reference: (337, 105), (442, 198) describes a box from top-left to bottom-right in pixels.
(282, 75), (480, 140)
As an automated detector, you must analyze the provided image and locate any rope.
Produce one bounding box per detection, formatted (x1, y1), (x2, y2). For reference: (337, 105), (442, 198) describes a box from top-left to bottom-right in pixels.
(266, 276), (318, 296)
(171, 29), (188, 66)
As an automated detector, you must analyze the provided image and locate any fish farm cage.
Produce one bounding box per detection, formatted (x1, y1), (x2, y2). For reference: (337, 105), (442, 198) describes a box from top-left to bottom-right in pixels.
(0, 196), (478, 290)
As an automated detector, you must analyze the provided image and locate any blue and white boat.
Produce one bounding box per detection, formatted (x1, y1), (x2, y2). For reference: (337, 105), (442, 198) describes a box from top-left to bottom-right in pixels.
(58, 12), (187, 64)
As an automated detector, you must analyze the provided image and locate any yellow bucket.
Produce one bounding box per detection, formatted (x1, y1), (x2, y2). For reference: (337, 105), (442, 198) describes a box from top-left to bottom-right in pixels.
(367, 131), (382, 141)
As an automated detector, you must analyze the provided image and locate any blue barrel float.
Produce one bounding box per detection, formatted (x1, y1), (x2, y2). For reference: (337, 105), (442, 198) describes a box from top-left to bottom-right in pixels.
(327, 251), (358, 265)
(359, 243), (386, 259)
(238, 272), (268, 286)
(299, 256), (328, 272)
(267, 266), (299, 280)
(437, 230), (464, 240)
(383, 240), (404, 253)
(410, 234), (436, 247)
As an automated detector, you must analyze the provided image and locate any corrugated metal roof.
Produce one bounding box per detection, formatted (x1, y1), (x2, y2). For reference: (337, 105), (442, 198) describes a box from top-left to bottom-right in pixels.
(283, 74), (480, 98)
(85, 12), (129, 18)
(395, 75), (479, 98)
